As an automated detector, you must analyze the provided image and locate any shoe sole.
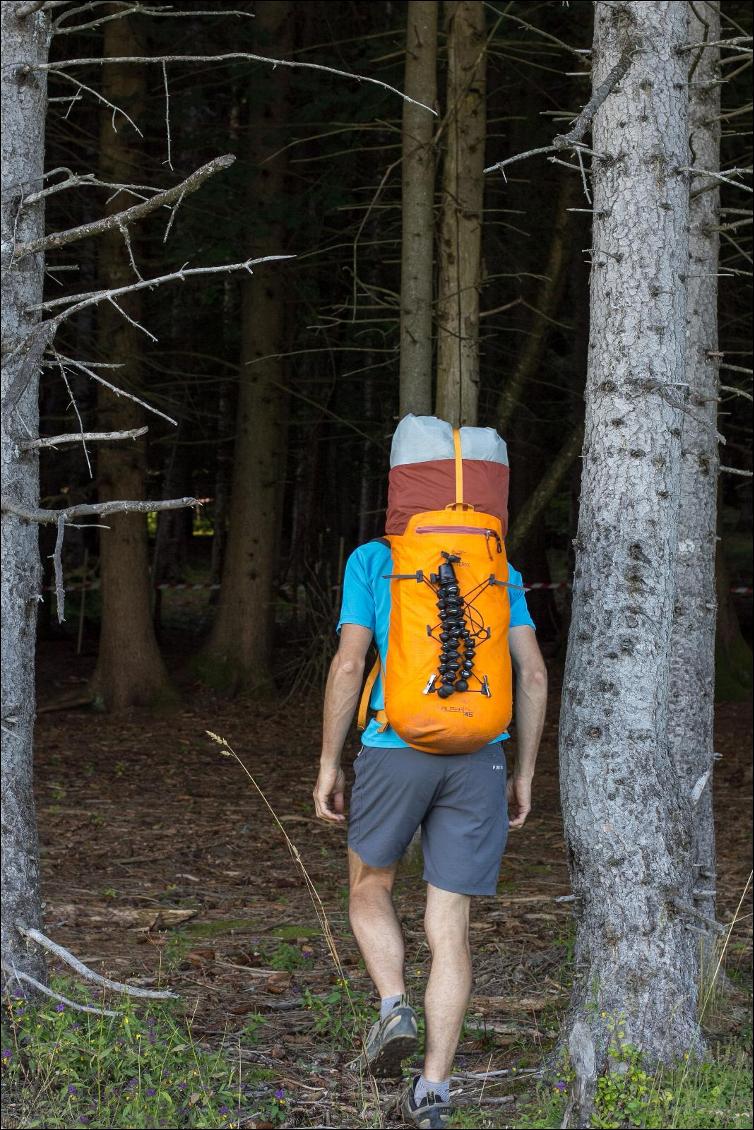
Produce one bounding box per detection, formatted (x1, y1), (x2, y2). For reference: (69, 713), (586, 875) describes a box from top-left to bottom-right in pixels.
(368, 1029), (418, 1076)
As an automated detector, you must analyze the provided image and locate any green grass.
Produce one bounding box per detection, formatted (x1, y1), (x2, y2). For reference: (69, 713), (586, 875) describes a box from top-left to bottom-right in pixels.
(512, 1042), (752, 1130)
(1, 978), (286, 1129)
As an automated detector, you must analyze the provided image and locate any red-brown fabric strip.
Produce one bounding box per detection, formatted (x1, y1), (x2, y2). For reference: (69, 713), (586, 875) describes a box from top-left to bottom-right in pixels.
(386, 459), (509, 535)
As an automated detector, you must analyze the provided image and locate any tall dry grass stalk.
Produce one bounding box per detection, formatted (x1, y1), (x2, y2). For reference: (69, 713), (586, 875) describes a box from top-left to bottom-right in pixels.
(207, 731), (387, 1126)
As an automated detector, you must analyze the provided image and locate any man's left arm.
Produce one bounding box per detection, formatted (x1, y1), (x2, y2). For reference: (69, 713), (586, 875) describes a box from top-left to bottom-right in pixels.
(507, 626), (548, 828)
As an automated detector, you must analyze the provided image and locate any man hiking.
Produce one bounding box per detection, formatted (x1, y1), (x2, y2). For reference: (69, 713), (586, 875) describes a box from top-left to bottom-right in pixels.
(313, 415), (547, 1128)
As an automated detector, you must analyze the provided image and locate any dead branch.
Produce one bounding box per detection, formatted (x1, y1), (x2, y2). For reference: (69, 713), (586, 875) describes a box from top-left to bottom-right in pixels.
(485, 43), (635, 175)
(17, 927), (177, 999)
(1, 960), (120, 1017)
(683, 165), (753, 192)
(672, 898), (728, 934)
(14, 154), (236, 259)
(54, 4), (256, 35)
(34, 54), (437, 116)
(719, 466), (752, 476)
(1, 495), (198, 525)
(51, 352), (178, 427)
(20, 426), (147, 451)
(28, 254), (295, 318)
(16, 0), (68, 16)
(21, 170), (162, 207)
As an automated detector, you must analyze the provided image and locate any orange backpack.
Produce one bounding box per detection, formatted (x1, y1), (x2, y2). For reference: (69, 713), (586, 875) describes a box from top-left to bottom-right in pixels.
(357, 429), (513, 754)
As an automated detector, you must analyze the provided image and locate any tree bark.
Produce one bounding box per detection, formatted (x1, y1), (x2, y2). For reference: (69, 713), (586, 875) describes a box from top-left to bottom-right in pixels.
(400, 0), (438, 417)
(435, 0), (486, 426)
(1, 0), (51, 988)
(558, 0), (701, 1095)
(89, 9), (173, 710)
(204, 0), (292, 690)
(667, 0), (721, 975)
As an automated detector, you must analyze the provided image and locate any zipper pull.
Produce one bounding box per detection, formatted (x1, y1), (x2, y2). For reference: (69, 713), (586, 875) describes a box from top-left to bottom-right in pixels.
(484, 531), (493, 560)
(491, 530), (502, 554)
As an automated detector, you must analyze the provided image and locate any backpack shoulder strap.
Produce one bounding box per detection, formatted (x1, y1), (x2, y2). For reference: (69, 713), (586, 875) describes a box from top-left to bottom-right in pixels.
(357, 655), (387, 731)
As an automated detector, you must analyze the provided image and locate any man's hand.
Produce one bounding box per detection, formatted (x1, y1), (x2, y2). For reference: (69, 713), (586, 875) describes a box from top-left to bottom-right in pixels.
(507, 774), (532, 829)
(313, 764), (347, 824)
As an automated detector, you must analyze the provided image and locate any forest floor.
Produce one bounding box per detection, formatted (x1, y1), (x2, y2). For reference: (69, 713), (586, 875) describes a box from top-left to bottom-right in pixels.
(19, 642), (754, 1128)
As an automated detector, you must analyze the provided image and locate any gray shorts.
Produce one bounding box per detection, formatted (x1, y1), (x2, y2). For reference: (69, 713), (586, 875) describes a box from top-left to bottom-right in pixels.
(348, 742), (509, 896)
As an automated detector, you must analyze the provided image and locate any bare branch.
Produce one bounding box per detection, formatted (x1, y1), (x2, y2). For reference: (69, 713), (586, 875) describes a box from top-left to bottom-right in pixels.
(719, 465), (753, 477)
(1, 961), (120, 1017)
(48, 67), (143, 136)
(20, 426), (148, 451)
(29, 254), (294, 318)
(14, 155), (235, 259)
(53, 353), (179, 427)
(34, 54), (438, 116)
(54, 4), (256, 35)
(21, 170), (161, 207)
(52, 513), (66, 621)
(1, 495), (198, 524)
(17, 0), (68, 16)
(683, 165), (753, 193)
(17, 927), (178, 999)
(485, 43), (635, 175)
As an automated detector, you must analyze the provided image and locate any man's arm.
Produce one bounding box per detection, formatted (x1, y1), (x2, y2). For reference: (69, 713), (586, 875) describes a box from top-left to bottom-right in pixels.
(313, 623), (373, 823)
(507, 625), (548, 828)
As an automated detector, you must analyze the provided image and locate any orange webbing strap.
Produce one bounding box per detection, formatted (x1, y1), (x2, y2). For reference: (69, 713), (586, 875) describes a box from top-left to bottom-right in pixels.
(452, 427), (464, 506)
(357, 656), (381, 730)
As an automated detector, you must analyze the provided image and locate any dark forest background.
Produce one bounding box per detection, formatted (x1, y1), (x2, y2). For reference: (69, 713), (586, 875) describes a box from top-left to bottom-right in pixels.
(36, 0), (752, 707)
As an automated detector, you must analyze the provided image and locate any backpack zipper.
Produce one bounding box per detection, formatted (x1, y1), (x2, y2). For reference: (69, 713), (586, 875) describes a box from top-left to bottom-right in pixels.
(415, 525), (503, 560)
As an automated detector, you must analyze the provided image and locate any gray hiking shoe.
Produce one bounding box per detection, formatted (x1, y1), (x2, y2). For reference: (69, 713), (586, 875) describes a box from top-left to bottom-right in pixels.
(399, 1075), (452, 1129)
(349, 995), (418, 1077)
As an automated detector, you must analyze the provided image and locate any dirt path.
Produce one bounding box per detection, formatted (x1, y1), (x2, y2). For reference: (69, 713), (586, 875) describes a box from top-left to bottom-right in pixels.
(32, 651), (753, 1127)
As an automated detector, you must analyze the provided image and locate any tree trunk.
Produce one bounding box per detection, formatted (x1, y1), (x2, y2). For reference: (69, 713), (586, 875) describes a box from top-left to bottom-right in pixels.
(204, 0), (292, 691)
(667, 0), (721, 976)
(90, 11), (173, 710)
(435, 0), (486, 426)
(400, 0), (438, 417)
(558, 0), (700, 1097)
(1, 0), (51, 988)
(496, 176), (574, 435)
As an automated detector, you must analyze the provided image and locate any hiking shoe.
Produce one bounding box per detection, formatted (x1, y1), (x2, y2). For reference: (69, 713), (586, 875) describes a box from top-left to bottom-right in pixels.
(349, 995), (418, 1077)
(400, 1075), (452, 1128)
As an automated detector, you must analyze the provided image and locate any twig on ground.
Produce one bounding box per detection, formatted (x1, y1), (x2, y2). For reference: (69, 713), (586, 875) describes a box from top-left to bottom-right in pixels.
(1, 960), (120, 1017)
(17, 927), (178, 999)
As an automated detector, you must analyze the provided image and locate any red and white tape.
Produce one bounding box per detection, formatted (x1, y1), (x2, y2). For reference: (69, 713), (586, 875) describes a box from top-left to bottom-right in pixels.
(47, 580), (754, 595)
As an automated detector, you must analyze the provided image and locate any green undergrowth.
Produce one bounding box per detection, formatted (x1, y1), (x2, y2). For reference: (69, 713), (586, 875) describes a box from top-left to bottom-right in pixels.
(513, 1038), (752, 1130)
(0, 978), (287, 1130)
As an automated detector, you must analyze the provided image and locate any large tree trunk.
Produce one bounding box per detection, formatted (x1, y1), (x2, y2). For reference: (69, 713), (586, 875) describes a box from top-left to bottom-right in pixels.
(204, 0), (292, 691)
(400, 0), (438, 417)
(90, 11), (173, 709)
(1, 1), (51, 988)
(558, 0), (700, 1099)
(435, 0), (486, 426)
(667, 0), (721, 976)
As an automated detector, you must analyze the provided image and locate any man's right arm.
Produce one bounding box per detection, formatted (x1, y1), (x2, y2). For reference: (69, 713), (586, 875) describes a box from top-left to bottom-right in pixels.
(313, 623), (373, 823)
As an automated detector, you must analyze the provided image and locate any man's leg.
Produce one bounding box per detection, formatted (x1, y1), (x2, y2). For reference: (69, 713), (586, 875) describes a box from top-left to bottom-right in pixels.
(423, 883), (472, 1081)
(348, 847), (404, 997)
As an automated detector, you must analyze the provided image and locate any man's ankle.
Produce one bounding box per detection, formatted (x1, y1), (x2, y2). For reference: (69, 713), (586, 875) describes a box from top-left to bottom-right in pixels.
(379, 992), (407, 1019)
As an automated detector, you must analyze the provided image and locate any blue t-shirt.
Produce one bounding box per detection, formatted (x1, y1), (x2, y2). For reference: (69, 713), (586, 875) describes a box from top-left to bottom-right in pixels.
(337, 539), (536, 747)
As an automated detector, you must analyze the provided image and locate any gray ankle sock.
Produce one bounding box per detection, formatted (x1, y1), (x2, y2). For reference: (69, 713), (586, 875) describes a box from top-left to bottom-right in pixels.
(379, 993), (403, 1020)
(415, 1075), (450, 1104)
